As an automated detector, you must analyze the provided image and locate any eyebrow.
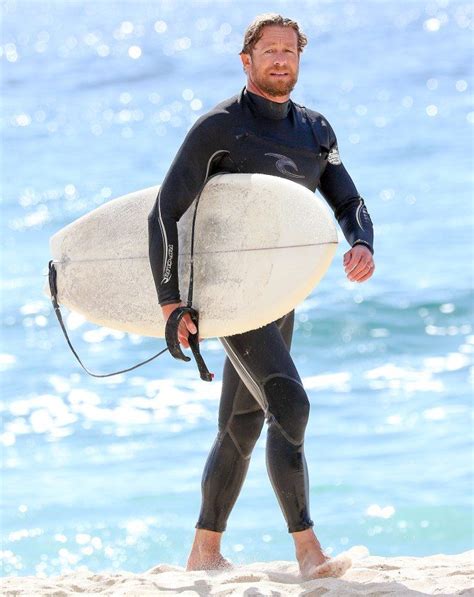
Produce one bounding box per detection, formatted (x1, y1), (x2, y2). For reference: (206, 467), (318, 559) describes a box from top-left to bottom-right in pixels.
(258, 41), (297, 48)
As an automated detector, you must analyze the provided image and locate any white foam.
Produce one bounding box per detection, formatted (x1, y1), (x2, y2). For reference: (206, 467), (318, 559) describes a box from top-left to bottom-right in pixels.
(303, 372), (351, 392)
(0, 353), (17, 371)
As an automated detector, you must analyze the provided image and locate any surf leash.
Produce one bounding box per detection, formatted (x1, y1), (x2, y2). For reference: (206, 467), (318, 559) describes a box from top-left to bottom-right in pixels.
(162, 170), (218, 382)
(164, 307), (213, 382)
(48, 260), (169, 378)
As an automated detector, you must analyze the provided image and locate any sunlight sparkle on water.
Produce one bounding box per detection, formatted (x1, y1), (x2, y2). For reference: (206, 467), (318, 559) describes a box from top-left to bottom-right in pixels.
(366, 504), (395, 519)
(424, 17), (441, 31)
(128, 45), (141, 59)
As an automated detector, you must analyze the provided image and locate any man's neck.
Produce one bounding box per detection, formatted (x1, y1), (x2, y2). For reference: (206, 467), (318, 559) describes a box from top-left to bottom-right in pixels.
(244, 88), (291, 120)
(245, 78), (291, 103)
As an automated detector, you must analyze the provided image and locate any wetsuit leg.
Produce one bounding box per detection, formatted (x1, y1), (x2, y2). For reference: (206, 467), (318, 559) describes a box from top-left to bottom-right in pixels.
(196, 311), (314, 533)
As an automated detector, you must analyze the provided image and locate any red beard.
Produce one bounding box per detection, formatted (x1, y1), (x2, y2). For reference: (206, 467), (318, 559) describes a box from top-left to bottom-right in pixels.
(252, 69), (298, 98)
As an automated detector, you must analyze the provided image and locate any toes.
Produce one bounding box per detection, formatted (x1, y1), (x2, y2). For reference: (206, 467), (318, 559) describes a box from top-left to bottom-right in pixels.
(308, 556), (352, 579)
(217, 558), (233, 570)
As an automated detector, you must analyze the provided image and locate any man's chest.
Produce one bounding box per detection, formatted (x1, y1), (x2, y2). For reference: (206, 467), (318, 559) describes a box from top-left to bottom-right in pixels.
(215, 122), (329, 191)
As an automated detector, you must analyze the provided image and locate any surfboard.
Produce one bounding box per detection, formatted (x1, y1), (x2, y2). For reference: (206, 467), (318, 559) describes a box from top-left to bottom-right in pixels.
(47, 173), (338, 338)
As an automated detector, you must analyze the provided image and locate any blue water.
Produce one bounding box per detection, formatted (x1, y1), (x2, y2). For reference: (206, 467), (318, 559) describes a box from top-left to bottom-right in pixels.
(1, 0), (473, 578)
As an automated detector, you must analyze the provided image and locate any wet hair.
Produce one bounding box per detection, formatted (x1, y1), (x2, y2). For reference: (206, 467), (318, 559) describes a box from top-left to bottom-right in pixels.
(240, 13), (308, 55)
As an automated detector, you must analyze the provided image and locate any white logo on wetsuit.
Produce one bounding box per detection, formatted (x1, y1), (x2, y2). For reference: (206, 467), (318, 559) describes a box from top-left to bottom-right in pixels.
(327, 147), (342, 165)
(161, 244), (174, 284)
(265, 153), (305, 179)
(356, 201), (365, 231)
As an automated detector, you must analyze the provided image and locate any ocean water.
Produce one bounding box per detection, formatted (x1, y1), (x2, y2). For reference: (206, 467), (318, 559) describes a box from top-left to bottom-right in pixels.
(1, 0), (473, 578)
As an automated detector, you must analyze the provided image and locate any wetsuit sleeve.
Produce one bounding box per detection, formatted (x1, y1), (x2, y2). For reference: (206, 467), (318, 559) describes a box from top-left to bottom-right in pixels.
(317, 123), (374, 254)
(147, 115), (228, 306)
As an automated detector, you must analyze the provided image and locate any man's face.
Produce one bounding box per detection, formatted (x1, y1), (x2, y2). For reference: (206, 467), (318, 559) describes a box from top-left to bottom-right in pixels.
(241, 25), (300, 99)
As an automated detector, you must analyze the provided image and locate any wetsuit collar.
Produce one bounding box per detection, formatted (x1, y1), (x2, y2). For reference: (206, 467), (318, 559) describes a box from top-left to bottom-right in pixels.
(245, 88), (291, 120)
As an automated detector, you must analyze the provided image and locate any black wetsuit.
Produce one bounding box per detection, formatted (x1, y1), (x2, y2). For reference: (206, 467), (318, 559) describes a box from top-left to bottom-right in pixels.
(148, 88), (374, 533)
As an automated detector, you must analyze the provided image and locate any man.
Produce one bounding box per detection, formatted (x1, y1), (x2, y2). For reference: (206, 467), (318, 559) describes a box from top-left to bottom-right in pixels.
(148, 14), (375, 579)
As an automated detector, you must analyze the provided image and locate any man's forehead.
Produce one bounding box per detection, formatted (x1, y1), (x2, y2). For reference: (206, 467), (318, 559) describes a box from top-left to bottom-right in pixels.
(255, 26), (298, 46)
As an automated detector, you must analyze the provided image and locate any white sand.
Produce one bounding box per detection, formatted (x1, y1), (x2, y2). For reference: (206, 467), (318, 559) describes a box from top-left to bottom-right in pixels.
(2, 546), (473, 596)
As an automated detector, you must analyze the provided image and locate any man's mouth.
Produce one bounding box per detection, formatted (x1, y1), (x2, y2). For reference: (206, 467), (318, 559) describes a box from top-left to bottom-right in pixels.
(270, 72), (289, 77)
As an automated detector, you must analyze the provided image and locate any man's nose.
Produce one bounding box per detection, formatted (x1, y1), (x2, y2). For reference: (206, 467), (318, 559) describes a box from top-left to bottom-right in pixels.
(273, 53), (287, 67)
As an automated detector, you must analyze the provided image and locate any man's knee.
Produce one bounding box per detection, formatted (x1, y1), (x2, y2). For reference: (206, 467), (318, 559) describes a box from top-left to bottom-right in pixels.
(229, 409), (265, 458)
(263, 376), (310, 445)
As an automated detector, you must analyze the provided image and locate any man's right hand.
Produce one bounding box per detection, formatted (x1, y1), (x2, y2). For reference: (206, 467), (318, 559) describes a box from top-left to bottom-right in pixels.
(161, 302), (198, 349)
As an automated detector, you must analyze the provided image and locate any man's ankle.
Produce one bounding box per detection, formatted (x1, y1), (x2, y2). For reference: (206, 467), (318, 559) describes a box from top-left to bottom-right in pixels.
(191, 528), (223, 555)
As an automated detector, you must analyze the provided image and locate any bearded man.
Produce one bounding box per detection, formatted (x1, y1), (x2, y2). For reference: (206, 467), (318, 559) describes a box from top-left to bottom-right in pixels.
(148, 13), (374, 579)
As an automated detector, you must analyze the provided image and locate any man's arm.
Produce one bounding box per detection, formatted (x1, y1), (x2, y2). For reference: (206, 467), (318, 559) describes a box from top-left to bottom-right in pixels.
(148, 114), (229, 307)
(317, 125), (374, 254)
(317, 121), (375, 282)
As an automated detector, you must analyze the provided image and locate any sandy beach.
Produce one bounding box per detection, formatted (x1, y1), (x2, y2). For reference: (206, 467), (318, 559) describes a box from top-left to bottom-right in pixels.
(1, 546), (473, 596)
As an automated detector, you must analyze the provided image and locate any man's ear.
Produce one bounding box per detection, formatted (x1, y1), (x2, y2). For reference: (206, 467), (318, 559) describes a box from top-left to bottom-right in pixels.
(240, 51), (251, 72)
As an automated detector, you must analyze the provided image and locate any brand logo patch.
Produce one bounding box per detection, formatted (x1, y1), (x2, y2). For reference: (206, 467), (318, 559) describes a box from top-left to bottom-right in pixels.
(161, 244), (174, 284)
(327, 147), (342, 165)
(265, 153), (305, 179)
(356, 202), (365, 231)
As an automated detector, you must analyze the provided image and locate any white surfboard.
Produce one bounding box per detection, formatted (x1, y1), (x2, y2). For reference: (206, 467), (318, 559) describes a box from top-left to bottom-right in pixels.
(47, 173), (338, 338)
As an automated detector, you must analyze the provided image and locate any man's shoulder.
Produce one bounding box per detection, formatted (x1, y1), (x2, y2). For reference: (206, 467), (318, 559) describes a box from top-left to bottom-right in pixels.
(292, 101), (330, 126)
(200, 93), (241, 122)
(188, 93), (241, 134)
(211, 93), (242, 114)
(292, 101), (337, 146)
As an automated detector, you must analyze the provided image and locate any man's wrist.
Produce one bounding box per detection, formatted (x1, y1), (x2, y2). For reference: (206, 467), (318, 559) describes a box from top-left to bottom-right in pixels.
(159, 297), (181, 307)
(352, 240), (374, 255)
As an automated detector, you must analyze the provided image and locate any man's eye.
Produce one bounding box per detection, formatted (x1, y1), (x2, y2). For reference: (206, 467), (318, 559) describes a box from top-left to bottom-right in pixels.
(265, 49), (274, 53)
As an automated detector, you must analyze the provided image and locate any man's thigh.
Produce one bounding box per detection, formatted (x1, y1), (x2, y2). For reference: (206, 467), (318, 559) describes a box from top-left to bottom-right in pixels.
(219, 311), (300, 411)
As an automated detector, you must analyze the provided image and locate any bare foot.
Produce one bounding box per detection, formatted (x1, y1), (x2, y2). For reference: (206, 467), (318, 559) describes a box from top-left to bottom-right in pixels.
(186, 552), (233, 571)
(186, 529), (232, 571)
(299, 553), (352, 580)
(293, 528), (351, 580)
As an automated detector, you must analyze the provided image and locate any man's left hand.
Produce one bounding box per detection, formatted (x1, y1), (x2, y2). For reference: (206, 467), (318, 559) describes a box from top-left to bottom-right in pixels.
(343, 245), (375, 283)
